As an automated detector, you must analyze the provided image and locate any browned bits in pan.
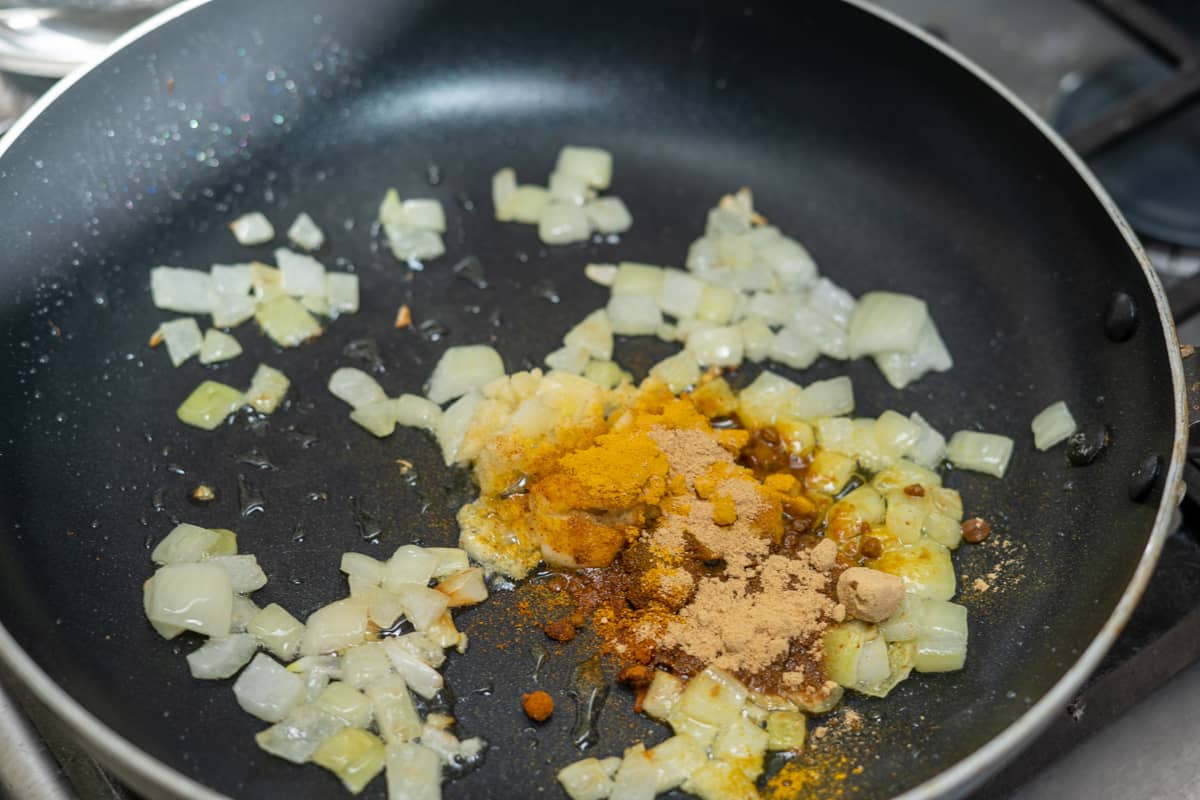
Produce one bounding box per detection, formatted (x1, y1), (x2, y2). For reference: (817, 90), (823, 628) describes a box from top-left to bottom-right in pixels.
(961, 517), (992, 544)
(903, 483), (925, 497)
(543, 617), (577, 642)
(617, 664), (654, 690)
(859, 535), (883, 559)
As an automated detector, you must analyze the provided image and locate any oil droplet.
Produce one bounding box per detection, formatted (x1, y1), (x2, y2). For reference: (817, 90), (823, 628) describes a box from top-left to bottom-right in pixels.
(530, 643), (548, 681)
(452, 256), (488, 289)
(342, 338), (385, 374)
(237, 474), (265, 516)
(350, 496), (383, 541)
(568, 656), (609, 751)
(531, 279), (560, 304)
(236, 447), (277, 470)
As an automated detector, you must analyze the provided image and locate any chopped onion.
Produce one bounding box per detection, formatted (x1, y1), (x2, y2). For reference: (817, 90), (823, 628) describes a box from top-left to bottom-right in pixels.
(427, 548), (470, 578)
(695, 284), (738, 325)
(548, 171), (592, 205)
(313, 726), (386, 793)
(611, 744), (657, 800)
(176, 380), (243, 430)
(383, 223), (445, 263)
(686, 237), (719, 272)
(255, 295), (322, 346)
(875, 541), (956, 600)
(737, 370), (802, 426)
(584, 263), (618, 287)
(160, 317), (204, 366)
(231, 594), (261, 633)
(379, 195), (446, 233)
(435, 568), (488, 607)
(847, 292), (929, 358)
(210, 292), (256, 328)
(287, 212), (325, 251)
(584, 197), (632, 234)
(497, 185), (549, 224)
(245, 364), (290, 414)
(301, 290), (330, 317)
(767, 327), (819, 370)
(369, 676), (423, 745)
(393, 394), (442, 431)
(329, 367), (388, 409)
(324, 272), (359, 316)
(340, 643), (394, 690)
(315, 682), (375, 729)
(539, 202), (591, 244)
(739, 316), (774, 363)
(383, 639), (444, 698)
(384, 545), (440, 592)
(807, 277), (857, 329)
(612, 262), (665, 296)
(563, 309), (614, 360)
(544, 345), (590, 374)
(642, 670), (683, 721)
(656, 270), (706, 319)
(152, 523), (235, 564)
(792, 376), (855, 420)
(687, 326), (744, 367)
(385, 742), (442, 800)
(607, 295), (663, 336)
(555, 145), (613, 190)
(558, 758), (614, 800)
(276, 248), (327, 296)
(230, 212), (275, 245)
(249, 602), (306, 661)
(395, 585), (450, 631)
(426, 345), (505, 404)
(650, 735), (708, 792)
(582, 359), (631, 388)
(875, 317), (953, 389)
(289, 655), (342, 701)
(759, 236), (818, 290)
(198, 328), (242, 364)
(436, 391), (482, 465)
(152, 266), (213, 311)
(1032, 401), (1077, 451)
(392, 632), (446, 669)
(255, 704), (346, 764)
(874, 410), (922, 455)
(250, 262), (285, 302)
(914, 599), (968, 673)
(146, 562), (233, 637)
(186, 633), (259, 679)
(946, 430), (1014, 478)
(341, 550), (383, 586)
(207, 554), (267, 593)
(906, 412), (947, 469)
(301, 598), (369, 657)
(210, 263), (253, 295)
(492, 167), (517, 215)
(743, 292), (796, 327)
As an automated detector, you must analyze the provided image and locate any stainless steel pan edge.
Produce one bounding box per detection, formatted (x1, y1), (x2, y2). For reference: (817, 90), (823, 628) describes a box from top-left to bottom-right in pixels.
(0, 2), (1185, 799)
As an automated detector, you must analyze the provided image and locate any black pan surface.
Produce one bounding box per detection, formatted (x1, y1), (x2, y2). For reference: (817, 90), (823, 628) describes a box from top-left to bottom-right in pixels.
(0, 1), (1181, 798)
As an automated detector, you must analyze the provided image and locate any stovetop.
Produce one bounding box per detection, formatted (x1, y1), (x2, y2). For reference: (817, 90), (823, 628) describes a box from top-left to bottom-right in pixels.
(5, 1), (1200, 798)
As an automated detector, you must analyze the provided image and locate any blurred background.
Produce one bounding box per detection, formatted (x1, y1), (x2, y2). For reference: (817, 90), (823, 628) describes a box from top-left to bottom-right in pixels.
(1, 1), (1199, 798)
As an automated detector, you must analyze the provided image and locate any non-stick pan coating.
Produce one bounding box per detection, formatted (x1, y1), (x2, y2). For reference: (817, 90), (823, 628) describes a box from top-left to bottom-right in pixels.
(0, 1), (1180, 798)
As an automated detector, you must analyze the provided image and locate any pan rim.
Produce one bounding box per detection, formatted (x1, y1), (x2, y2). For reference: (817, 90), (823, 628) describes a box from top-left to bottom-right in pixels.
(0, 1), (1186, 799)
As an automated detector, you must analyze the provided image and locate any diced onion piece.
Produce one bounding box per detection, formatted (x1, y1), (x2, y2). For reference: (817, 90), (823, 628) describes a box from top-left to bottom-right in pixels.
(824, 621), (866, 686)
(848, 292), (929, 358)
(232, 651), (306, 722)
(712, 717), (770, 781)
(584, 262), (618, 286)
(675, 668), (747, 728)
(759, 237), (817, 291)
(792, 376), (854, 420)
(914, 599), (968, 672)
(611, 743), (657, 800)
(286, 212), (325, 251)
(426, 345), (505, 405)
(383, 223), (445, 263)
(435, 568), (488, 607)
(255, 295), (322, 346)
(694, 284), (738, 325)
(545, 345), (590, 374)
(767, 327), (819, 370)
(924, 512), (963, 549)
(276, 248), (326, 297)
(743, 292), (796, 327)
(612, 262), (665, 296)
(582, 360), (630, 388)
(340, 643), (393, 689)
(584, 197), (632, 234)
(807, 278), (857, 328)
(211, 292), (256, 328)
(230, 212), (274, 245)
(946, 430), (1014, 478)
(186, 633), (258, 679)
(765, 711), (807, 751)
(737, 370), (802, 427)
(160, 317), (204, 367)
(210, 263), (253, 295)
(198, 328), (242, 364)
(315, 682), (375, 729)
(385, 742), (442, 800)
(879, 593), (922, 642)
(384, 545), (440, 591)
(301, 598), (369, 656)
(250, 262), (285, 301)
(382, 394), (437, 433)
(655, 269), (706, 319)
(301, 289), (331, 318)
(682, 759), (758, 800)
(312, 726), (386, 793)
(395, 585), (450, 632)
(648, 350), (700, 394)
(325, 273), (359, 316)
(207, 554), (267, 593)
(686, 237), (719, 272)
(642, 670), (683, 721)
(329, 367), (387, 410)
(557, 757), (614, 800)
(805, 449), (857, 495)
(437, 391), (482, 465)
(152, 523), (234, 564)
(548, 171), (592, 206)
(392, 632), (447, 669)
(874, 317), (953, 389)
(687, 326), (743, 367)
(606, 295), (662, 335)
(177, 380), (243, 430)
(249, 603), (306, 661)
(1032, 401), (1077, 451)
(738, 317), (773, 363)
(555, 145), (613, 189)
(245, 363), (290, 414)
(388, 197), (446, 233)
(497, 185), (548, 224)
(425, 548), (470, 579)
(855, 633), (891, 687)
(492, 167), (517, 217)
(650, 734), (707, 792)
(369, 676), (422, 745)
(871, 460), (941, 494)
(255, 704), (346, 764)
(906, 411), (947, 469)
(350, 403), (396, 438)
(873, 541), (956, 601)
(151, 267), (214, 313)
(383, 639), (444, 698)
(885, 490), (927, 545)
(788, 307), (849, 360)
(563, 309), (614, 361)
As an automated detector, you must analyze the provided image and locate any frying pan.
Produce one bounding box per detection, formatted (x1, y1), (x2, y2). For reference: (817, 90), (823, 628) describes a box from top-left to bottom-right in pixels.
(0, 0), (1186, 798)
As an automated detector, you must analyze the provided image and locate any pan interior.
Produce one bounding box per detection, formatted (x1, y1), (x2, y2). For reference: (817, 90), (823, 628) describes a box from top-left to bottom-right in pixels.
(0, 1), (1176, 797)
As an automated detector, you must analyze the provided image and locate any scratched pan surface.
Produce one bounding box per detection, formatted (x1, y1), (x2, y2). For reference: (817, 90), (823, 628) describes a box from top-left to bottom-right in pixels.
(0, 0), (1182, 798)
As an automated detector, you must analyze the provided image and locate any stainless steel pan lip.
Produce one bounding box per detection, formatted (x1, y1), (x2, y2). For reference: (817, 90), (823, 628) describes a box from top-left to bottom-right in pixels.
(0, 2), (1186, 799)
